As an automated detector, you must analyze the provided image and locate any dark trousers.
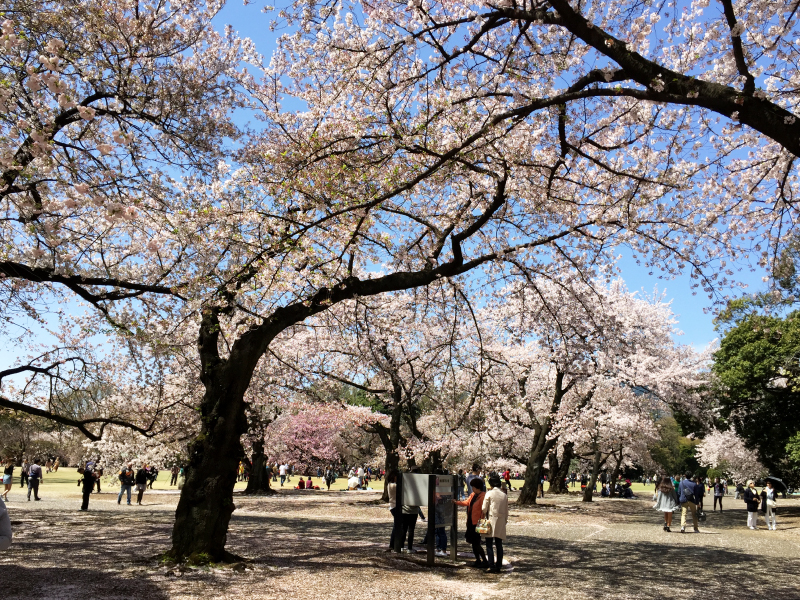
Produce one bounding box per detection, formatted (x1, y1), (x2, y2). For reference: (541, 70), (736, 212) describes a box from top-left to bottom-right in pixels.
(170, 473), (178, 486)
(81, 489), (91, 510)
(471, 534), (486, 563)
(435, 527), (447, 551)
(27, 477), (40, 500)
(400, 513), (418, 550)
(714, 496), (723, 510)
(486, 537), (504, 569)
(95, 478), (101, 493)
(389, 506), (401, 550)
(20, 472), (28, 487)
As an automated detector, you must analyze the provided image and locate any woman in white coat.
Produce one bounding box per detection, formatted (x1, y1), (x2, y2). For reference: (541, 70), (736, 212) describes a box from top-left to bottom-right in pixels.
(482, 474), (508, 573)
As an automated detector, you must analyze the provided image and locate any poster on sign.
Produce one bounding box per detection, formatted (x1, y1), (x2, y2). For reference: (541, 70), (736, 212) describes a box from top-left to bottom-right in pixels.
(434, 475), (454, 524)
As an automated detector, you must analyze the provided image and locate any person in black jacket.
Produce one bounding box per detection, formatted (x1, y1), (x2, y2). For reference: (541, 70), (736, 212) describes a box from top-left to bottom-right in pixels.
(743, 480), (761, 529)
(135, 466), (148, 505)
(80, 467), (96, 511)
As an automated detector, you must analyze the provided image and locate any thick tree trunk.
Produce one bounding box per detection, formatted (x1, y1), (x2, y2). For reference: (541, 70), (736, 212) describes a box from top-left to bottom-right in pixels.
(168, 311), (254, 563)
(244, 438), (274, 495)
(548, 442), (574, 494)
(582, 447), (602, 502)
(418, 448), (445, 473)
(608, 446), (624, 498)
(517, 433), (557, 505)
(375, 401), (404, 502)
(169, 381), (247, 561)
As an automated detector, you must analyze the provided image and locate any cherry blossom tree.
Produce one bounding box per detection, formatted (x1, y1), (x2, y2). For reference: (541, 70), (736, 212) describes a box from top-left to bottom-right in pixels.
(265, 285), (482, 497)
(695, 428), (767, 481)
(476, 277), (706, 504)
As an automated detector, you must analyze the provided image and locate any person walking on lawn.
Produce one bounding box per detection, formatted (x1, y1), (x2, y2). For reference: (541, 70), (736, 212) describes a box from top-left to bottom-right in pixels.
(679, 472), (700, 533)
(118, 463), (135, 505)
(27, 459), (42, 501)
(19, 459), (28, 489)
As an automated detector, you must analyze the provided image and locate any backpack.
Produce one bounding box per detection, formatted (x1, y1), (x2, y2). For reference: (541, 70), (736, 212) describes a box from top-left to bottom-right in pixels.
(680, 481), (695, 503)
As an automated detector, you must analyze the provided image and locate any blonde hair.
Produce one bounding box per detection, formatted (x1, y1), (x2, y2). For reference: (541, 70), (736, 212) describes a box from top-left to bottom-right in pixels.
(746, 479), (754, 486)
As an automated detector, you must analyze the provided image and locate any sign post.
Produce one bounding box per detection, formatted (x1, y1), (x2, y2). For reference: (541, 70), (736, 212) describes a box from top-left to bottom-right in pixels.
(394, 472), (458, 564)
(451, 475), (458, 562)
(427, 474), (435, 566)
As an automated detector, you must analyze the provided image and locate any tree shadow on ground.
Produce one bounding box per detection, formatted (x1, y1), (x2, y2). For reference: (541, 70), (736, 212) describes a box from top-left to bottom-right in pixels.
(0, 566), (171, 600)
(226, 509), (800, 598)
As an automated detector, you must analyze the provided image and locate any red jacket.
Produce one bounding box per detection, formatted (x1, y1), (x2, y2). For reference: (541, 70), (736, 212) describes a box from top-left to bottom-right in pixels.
(455, 491), (485, 525)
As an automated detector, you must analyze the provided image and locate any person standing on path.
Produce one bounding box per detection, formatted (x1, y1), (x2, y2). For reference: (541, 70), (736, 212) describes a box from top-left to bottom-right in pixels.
(454, 478), (488, 568)
(465, 464), (482, 491)
(482, 475), (509, 573)
(80, 466), (97, 511)
(94, 463), (103, 493)
(653, 475), (679, 532)
(118, 463), (134, 505)
(694, 476), (706, 513)
(0, 496), (11, 550)
(399, 500), (421, 554)
(27, 459), (42, 501)
(19, 460), (28, 489)
(387, 470), (401, 551)
(743, 480), (761, 529)
(678, 472), (699, 533)
(713, 478), (726, 512)
(135, 465), (148, 505)
(761, 481), (778, 530)
(2, 460), (13, 501)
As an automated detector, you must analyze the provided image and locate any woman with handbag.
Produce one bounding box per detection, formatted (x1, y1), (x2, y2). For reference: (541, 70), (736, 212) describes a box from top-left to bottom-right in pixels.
(454, 477), (487, 568)
(482, 475), (508, 573)
(761, 481), (778, 530)
(743, 480), (761, 529)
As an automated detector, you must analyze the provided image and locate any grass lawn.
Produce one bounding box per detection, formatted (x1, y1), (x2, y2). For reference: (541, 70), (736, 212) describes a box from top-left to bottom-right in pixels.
(8, 469), (725, 500)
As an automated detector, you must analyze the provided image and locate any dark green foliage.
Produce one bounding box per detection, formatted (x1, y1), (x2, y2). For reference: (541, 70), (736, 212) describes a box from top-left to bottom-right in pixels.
(712, 304), (800, 482)
(648, 416), (698, 476)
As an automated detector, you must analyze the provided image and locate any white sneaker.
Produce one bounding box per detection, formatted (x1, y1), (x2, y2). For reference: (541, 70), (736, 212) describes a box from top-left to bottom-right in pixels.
(749, 526), (756, 530)
(435, 550), (447, 557)
(401, 548), (412, 554)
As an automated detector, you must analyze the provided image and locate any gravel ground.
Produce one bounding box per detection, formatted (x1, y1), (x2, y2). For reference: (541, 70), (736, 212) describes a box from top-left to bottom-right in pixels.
(2, 486), (799, 600)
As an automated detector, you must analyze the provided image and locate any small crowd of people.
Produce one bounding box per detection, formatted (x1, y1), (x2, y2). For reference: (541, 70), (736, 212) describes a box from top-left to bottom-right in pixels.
(3, 458), (44, 501)
(652, 472), (780, 532)
(387, 463), (510, 573)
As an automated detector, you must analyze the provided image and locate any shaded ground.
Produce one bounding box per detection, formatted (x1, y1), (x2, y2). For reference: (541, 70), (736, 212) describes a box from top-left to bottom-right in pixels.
(2, 485), (799, 599)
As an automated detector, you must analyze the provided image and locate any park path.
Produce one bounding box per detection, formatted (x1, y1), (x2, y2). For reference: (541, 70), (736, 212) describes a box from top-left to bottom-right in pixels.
(2, 488), (799, 599)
